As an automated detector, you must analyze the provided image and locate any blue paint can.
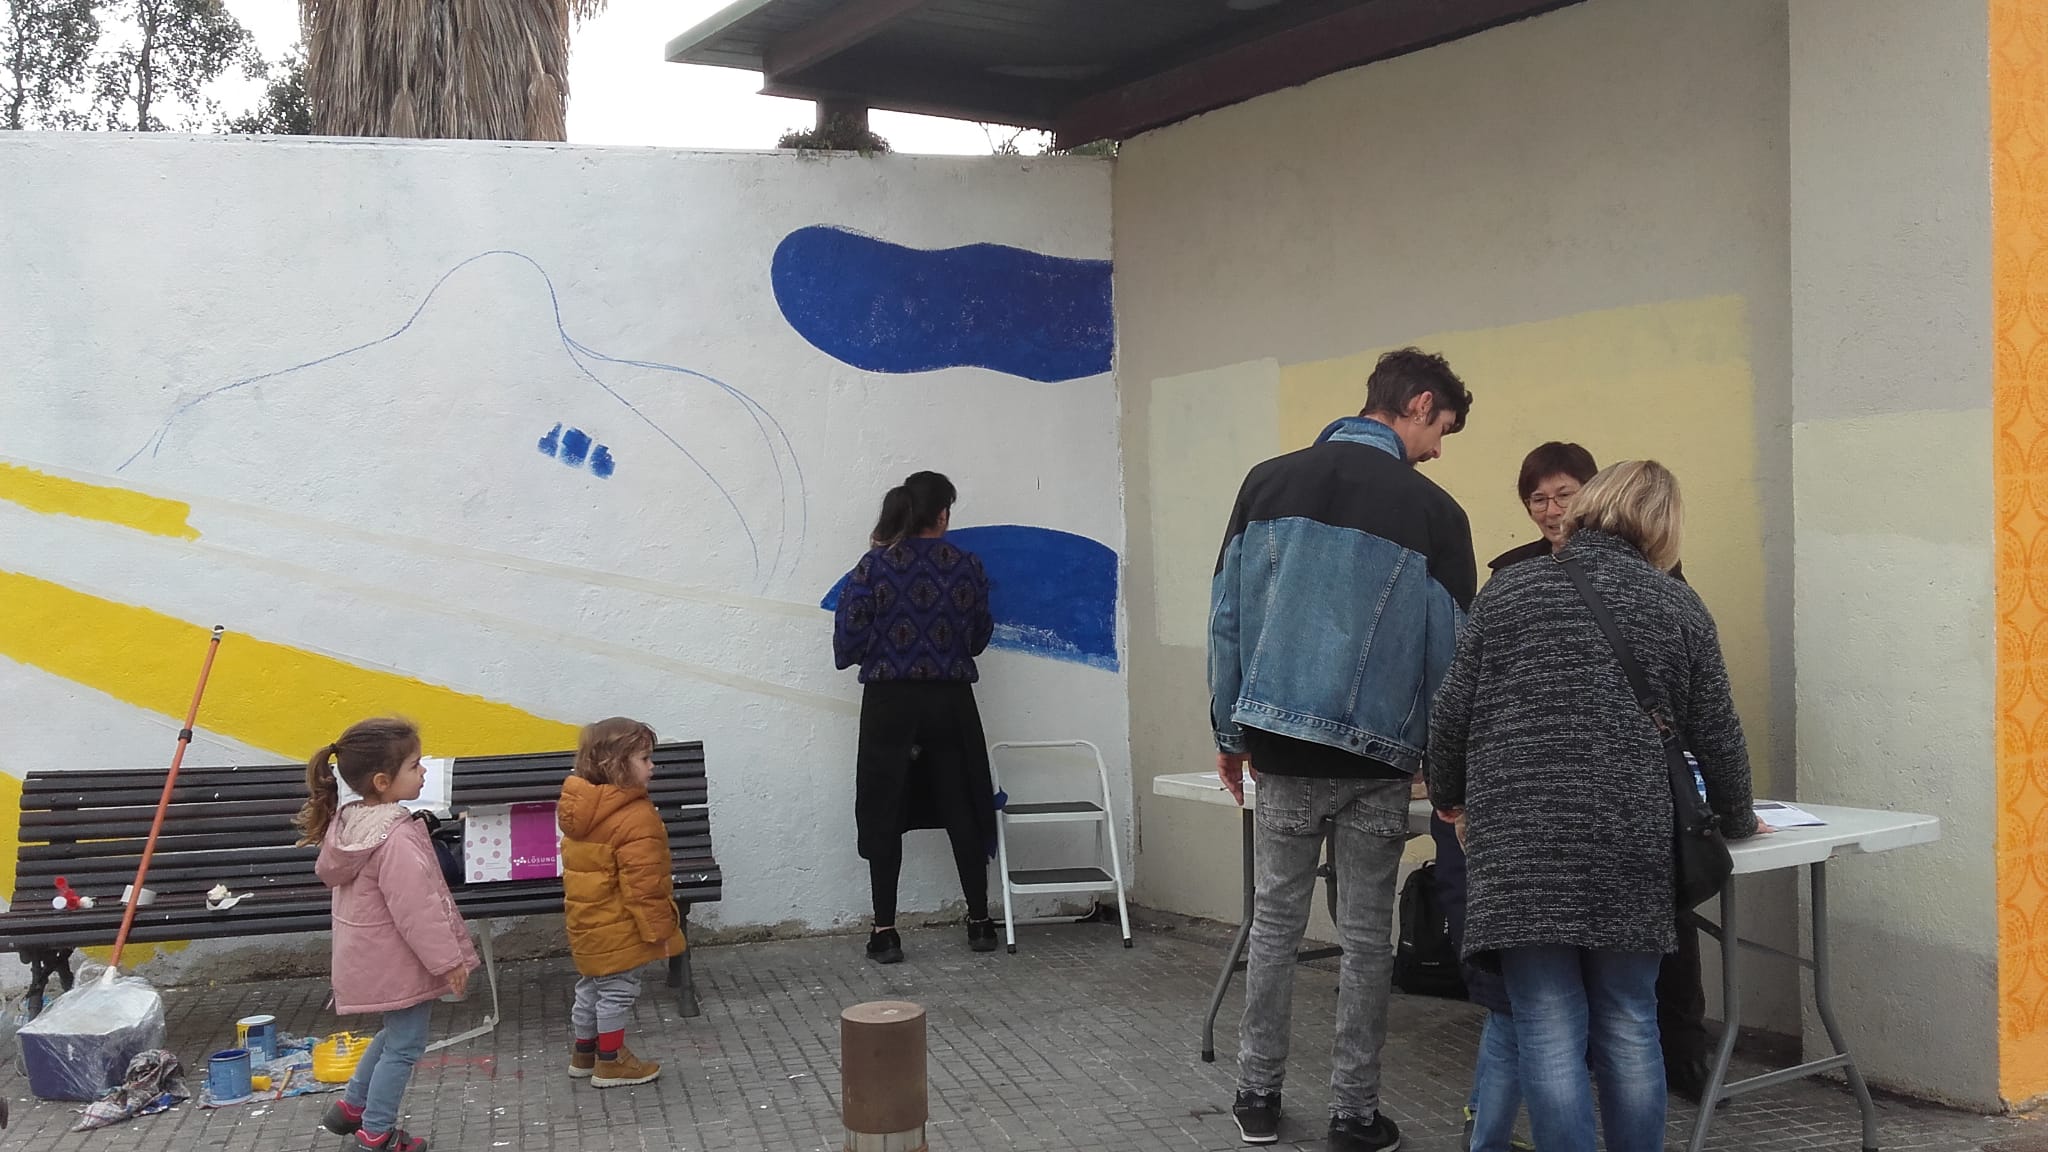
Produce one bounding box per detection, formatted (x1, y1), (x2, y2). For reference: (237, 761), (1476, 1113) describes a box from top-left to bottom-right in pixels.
(208, 1048), (252, 1101)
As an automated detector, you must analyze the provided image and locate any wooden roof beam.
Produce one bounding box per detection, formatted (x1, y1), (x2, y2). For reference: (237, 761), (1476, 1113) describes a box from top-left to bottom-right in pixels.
(1052, 0), (1582, 149)
(763, 0), (931, 81)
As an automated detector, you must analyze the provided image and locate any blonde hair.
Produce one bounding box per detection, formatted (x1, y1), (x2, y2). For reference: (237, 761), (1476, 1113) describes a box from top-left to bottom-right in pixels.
(1565, 459), (1683, 572)
(574, 717), (656, 788)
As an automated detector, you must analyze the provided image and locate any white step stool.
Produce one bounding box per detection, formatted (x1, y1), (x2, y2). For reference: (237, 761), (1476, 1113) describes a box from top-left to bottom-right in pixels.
(990, 739), (1133, 953)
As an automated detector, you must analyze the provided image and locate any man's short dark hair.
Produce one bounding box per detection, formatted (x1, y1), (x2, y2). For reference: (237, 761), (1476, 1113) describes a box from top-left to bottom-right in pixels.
(1362, 347), (1472, 432)
(1516, 442), (1599, 502)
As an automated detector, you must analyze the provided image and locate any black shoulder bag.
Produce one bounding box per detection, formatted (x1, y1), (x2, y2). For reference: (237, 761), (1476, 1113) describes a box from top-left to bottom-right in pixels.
(1558, 557), (1732, 909)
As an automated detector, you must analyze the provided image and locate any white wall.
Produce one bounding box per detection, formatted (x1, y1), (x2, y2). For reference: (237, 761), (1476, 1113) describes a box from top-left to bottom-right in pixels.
(1789, 0), (1999, 1108)
(0, 134), (1126, 980)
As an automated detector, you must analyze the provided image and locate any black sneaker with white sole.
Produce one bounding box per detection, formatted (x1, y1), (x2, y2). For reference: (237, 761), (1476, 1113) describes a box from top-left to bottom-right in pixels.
(1231, 1088), (1281, 1144)
(1327, 1111), (1401, 1152)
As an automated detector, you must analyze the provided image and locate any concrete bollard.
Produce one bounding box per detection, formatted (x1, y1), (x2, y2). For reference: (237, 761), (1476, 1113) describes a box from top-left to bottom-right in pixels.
(841, 1000), (927, 1152)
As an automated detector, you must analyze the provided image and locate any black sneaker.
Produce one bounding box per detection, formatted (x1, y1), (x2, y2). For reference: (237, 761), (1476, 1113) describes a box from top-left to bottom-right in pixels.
(1328, 1111), (1400, 1152)
(1231, 1088), (1281, 1144)
(967, 918), (999, 953)
(865, 927), (904, 964)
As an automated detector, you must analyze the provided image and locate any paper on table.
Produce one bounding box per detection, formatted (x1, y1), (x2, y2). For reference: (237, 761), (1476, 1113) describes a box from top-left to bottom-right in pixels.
(1751, 800), (1826, 828)
(336, 756), (454, 815)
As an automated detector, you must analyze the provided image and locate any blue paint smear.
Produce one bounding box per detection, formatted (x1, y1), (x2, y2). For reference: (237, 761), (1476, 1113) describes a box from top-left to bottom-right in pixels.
(590, 445), (616, 478)
(537, 423), (562, 457)
(822, 525), (1118, 671)
(559, 427), (592, 467)
(771, 226), (1114, 384)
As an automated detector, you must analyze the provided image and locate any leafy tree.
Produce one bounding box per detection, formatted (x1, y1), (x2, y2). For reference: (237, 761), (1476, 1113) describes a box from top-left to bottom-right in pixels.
(1, 0), (99, 129)
(91, 0), (256, 131)
(778, 110), (889, 155)
(223, 46), (308, 135)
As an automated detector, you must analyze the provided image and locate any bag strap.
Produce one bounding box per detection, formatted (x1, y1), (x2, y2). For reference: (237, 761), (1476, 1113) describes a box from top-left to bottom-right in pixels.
(1557, 556), (1713, 824)
(1556, 557), (1665, 727)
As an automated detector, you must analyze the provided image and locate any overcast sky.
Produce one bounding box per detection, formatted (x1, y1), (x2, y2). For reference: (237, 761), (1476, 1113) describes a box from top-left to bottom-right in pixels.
(218, 1), (1047, 154)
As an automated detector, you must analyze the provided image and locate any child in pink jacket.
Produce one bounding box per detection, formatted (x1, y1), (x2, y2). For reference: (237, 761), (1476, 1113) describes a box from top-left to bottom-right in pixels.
(297, 717), (478, 1152)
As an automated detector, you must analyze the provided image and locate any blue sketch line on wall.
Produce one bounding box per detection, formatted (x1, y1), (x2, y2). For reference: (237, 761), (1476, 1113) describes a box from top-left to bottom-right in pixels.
(821, 524), (1119, 671)
(770, 225), (1114, 384)
(120, 250), (807, 584)
(537, 423), (613, 478)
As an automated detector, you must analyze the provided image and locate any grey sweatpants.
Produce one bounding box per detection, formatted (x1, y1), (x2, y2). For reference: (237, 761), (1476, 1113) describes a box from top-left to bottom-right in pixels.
(571, 969), (642, 1039)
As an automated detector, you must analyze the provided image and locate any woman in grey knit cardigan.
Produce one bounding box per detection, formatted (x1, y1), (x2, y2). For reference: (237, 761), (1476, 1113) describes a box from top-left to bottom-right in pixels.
(1426, 461), (1762, 1152)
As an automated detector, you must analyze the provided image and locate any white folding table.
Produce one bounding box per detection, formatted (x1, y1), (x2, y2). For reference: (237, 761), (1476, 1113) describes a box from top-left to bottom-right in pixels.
(1690, 804), (1940, 1152)
(1150, 771), (1432, 1063)
(1152, 773), (1940, 1152)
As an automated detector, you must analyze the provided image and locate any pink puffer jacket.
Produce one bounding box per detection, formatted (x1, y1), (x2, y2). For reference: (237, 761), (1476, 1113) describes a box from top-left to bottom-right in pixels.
(315, 803), (478, 1015)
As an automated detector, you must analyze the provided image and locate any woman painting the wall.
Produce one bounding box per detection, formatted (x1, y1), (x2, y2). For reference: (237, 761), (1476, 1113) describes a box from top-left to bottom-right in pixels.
(833, 471), (1002, 964)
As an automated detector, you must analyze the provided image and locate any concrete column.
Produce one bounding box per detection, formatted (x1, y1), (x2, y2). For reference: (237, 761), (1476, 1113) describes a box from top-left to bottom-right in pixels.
(1789, 0), (1998, 1108)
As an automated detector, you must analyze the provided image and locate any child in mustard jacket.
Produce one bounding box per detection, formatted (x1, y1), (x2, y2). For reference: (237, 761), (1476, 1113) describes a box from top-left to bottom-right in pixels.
(558, 717), (687, 1087)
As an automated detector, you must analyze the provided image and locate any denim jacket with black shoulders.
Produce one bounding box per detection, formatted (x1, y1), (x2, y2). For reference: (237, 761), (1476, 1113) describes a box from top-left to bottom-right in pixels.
(1208, 417), (1476, 772)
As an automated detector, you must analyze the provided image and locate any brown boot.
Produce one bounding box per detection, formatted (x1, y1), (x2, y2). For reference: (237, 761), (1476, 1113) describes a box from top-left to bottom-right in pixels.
(568, 1045), (596, 1079)
(591, 1044), (661, 1088)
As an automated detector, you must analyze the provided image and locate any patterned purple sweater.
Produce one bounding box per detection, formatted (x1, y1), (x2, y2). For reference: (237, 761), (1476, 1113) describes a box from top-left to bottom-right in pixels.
(833, 537), (995, 683)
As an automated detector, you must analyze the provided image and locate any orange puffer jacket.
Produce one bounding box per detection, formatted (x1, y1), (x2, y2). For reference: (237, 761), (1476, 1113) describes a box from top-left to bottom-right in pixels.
(558, 775), (687, 977)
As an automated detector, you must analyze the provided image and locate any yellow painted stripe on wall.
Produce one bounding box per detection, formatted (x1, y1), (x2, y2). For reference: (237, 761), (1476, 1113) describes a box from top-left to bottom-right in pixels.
(0, 462), (199, 540)
(0, 570), (581, 901)
(1992, 0), (2048, 1106)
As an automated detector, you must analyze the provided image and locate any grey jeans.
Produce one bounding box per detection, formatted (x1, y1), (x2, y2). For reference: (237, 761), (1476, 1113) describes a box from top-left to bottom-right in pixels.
(1238, 774), (1410, 1118)
(571, 969), (642, 1039)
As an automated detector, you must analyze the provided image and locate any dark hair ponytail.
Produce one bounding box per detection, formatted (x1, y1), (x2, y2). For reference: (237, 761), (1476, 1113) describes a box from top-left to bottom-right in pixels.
(869, 471), (957, 547)
(297, 743), (342, 846)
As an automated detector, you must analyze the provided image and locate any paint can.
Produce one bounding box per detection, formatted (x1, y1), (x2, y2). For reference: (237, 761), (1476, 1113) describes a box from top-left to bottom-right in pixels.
(236, 1014), (277, 1063)
(207, 1049), (252, 1102)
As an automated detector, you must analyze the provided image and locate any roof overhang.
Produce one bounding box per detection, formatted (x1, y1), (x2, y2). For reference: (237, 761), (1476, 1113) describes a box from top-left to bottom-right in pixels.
(667, 0), (1583, 149)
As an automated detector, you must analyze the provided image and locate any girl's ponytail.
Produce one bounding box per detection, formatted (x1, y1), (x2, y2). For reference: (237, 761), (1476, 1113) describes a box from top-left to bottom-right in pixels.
(295, 743), (341, 846)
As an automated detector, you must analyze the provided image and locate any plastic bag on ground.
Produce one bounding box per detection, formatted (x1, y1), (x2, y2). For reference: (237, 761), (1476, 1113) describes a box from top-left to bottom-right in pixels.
(18, 975), (166, 1101)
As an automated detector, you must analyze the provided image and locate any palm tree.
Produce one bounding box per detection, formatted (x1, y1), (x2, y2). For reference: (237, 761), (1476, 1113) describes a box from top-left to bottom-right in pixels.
(300, 0), (606, 140)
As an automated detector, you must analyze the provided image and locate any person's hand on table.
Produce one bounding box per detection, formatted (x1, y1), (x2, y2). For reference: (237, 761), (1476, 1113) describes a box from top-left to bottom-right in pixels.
(1218, 752), (1255, 806)
(1754, 819), (1776, 836)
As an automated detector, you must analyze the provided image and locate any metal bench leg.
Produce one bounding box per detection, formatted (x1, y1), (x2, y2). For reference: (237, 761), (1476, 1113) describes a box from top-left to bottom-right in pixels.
(673, 907), (701, 1018)
(427, 921), (500, 1053)
(1810, 862), (1880, 1152)
(1203, 808), (1257, 1063)
(21, 948), (74, 1019)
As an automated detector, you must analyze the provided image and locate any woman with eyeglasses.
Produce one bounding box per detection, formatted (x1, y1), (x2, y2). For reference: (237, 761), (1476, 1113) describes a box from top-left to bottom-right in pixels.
(1433, 443), (1709, 1152)
(1428, 460), (1760, 1152)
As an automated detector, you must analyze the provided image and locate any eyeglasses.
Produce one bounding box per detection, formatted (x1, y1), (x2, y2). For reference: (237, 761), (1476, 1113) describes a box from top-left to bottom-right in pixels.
(1526, 490), (1579, 512)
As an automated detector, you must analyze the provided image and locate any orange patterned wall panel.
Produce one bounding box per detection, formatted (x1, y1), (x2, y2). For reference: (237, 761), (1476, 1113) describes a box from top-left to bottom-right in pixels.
(1993, 0), (2048, 1107)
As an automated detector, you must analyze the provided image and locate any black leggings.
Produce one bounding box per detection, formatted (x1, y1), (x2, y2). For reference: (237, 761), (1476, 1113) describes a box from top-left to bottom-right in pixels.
(870, 825), (989, 925)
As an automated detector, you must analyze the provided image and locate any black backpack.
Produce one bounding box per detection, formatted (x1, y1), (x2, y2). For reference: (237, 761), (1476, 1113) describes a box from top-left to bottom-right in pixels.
(1392, 861), (1466, 999)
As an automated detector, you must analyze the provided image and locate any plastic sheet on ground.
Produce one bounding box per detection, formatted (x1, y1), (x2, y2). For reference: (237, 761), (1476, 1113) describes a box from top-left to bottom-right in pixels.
(74, 1049), (189, 1131)
(198, 1035), (338, 1108)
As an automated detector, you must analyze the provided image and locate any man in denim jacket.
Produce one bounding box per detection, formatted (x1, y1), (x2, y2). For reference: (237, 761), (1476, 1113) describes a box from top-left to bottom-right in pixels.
(1212, 347), (1476, 1152)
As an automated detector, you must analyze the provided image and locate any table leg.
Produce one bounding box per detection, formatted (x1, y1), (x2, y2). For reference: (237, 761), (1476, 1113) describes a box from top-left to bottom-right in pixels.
(1202, 807), (1256, 1063)
(1689, 880), (1742, 1152)
(1810, 862), (1880, 1152)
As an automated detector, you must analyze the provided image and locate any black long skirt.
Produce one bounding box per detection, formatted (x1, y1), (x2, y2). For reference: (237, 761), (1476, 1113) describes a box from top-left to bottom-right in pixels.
(854, 681), (997, 862)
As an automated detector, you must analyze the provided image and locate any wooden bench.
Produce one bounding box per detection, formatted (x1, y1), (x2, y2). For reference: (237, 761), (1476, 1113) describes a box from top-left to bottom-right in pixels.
(0, 741), (721, 1042)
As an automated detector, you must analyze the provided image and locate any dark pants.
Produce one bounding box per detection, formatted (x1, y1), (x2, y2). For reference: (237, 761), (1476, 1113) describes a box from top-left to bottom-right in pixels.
(868, 820), (989, 924)
(1658, 918), (1710, 1072)
(855, 681), (995, 925)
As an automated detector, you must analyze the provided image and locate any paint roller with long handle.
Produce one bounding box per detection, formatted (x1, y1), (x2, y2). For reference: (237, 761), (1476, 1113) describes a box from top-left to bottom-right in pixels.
(103, 625), (226, 983)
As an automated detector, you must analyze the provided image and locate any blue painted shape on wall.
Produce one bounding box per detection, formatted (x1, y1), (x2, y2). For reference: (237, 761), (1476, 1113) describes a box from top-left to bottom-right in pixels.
(537, 423), (613, 478)
(821, 524), (1118, 671)
(559, 427), (592, 467)
(770, 226), (1114, 384)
